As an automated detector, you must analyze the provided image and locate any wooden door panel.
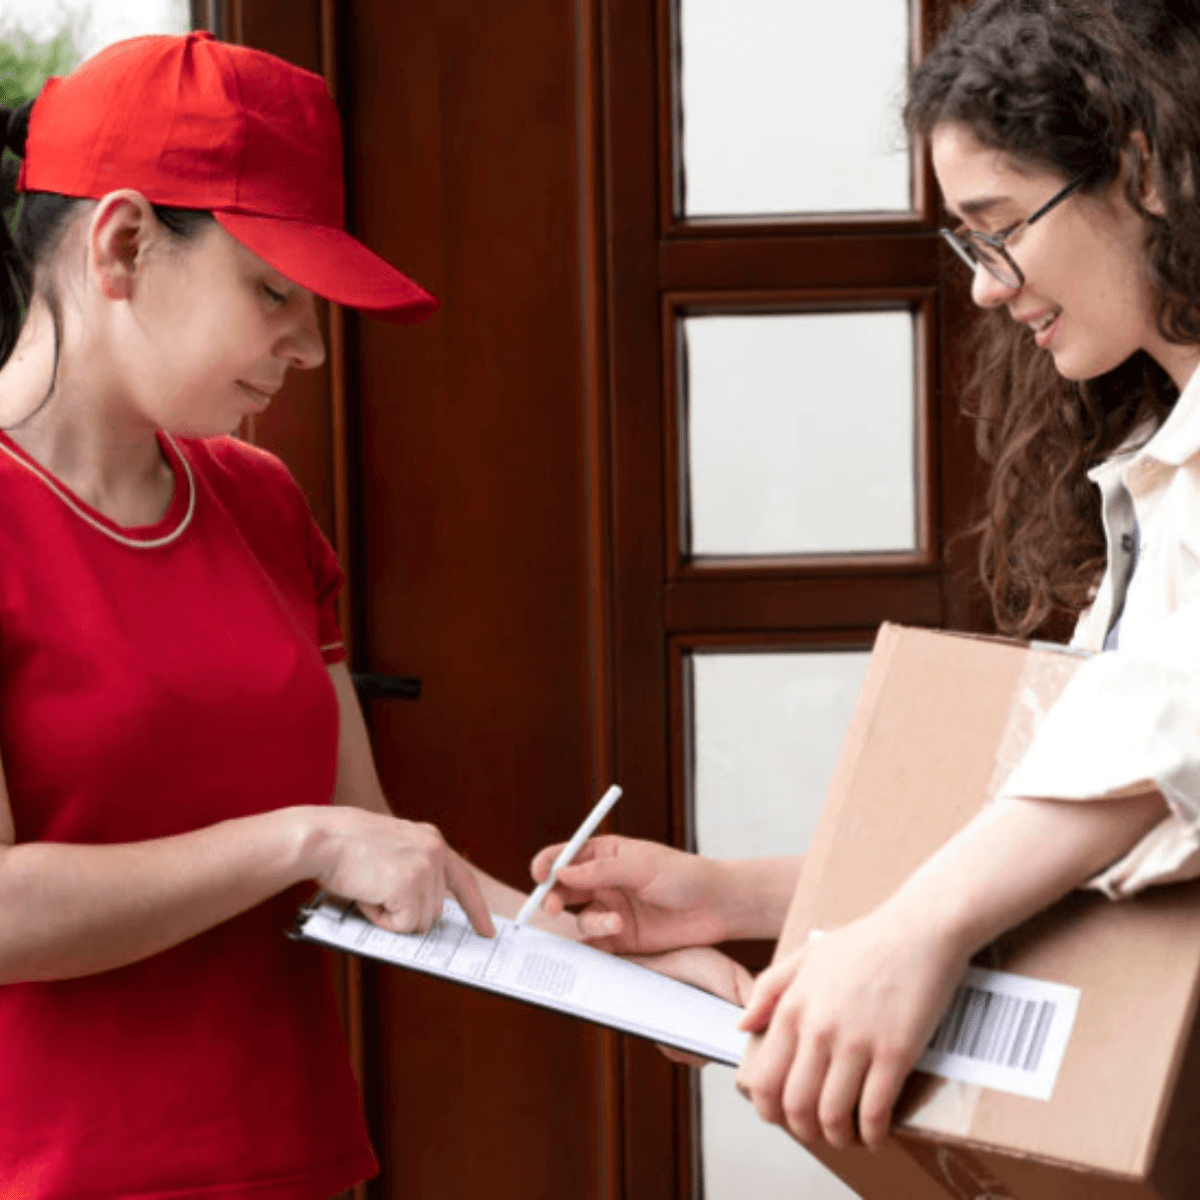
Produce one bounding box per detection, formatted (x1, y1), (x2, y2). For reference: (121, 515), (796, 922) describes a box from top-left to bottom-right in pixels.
(369, 972), (605, 1198)
(344, 3), (609, 1197)
(602, 0), (992, 1195)
(346, 0), (596, 890)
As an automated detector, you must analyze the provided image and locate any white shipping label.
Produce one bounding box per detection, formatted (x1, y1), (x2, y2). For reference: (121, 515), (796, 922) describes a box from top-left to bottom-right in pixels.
(916, 966), (1081, 1101)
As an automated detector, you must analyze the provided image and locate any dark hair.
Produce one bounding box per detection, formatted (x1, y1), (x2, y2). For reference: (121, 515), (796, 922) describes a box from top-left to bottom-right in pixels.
(0, 101), (214, 415)
(907, 0), (1200, 636)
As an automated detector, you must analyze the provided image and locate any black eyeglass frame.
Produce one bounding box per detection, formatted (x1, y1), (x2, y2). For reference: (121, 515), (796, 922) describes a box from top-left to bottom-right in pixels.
(939, 173), (1092, 289)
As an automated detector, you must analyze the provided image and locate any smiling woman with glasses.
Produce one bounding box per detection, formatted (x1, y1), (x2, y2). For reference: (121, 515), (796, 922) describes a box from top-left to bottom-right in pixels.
(527, 0), (1200, 1164)
(732, 0), (1200, 1151)
(941, 171), (1092, 289)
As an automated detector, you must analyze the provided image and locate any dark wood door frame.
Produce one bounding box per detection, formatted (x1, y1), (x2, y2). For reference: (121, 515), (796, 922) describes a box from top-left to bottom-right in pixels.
(594, 1), (989, 1194)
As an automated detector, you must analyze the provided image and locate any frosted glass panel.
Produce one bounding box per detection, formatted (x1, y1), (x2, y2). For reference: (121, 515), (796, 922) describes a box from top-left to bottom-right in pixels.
(684, 311), (917, 557)
(691, 649), (870, 1200)
(700, 1066), (860, 1200)
(678, 0), (911, 216)
(690, 649), (870, 861)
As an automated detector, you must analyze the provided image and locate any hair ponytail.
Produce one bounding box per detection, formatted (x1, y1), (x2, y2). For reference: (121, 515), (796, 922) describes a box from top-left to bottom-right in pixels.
(0, 102), (34, 369)
(4, 101), (31, 159)
(0, 96), (212, 395)
(0, 190), (213, 423)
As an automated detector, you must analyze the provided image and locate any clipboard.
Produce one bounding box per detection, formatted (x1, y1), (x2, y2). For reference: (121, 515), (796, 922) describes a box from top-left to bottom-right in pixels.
(291, 892), (748, 1066)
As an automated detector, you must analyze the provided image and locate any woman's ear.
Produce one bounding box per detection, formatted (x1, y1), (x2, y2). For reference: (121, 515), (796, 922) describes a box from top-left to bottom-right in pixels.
(88, 190), (156, 301)
(1129, 131), (1167, 217)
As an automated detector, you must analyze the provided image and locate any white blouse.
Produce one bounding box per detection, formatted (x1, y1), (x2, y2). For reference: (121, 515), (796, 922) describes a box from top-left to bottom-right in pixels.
(997, 364), (1200, 898)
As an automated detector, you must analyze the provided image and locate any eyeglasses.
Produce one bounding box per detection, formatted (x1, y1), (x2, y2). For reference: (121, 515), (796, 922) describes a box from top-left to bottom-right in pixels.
(940, 173), (1091, 290)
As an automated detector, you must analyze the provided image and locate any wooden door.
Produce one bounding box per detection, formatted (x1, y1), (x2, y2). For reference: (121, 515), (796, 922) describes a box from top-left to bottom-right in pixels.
(340, 4), (614, 1197)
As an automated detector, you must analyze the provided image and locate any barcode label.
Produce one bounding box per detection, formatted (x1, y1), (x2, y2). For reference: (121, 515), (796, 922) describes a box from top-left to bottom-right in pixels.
(916, 966), (1080, 1101)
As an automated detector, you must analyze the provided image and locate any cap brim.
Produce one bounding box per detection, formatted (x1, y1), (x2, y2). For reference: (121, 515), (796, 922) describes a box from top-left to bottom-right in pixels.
(215, 211), (439, 325)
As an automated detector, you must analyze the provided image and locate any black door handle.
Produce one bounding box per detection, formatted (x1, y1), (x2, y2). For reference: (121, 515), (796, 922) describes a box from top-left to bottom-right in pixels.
(352, 673), (422, 700)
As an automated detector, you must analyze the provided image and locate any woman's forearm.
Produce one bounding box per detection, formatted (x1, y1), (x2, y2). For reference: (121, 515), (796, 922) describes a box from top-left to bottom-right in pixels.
(715, 855), (804, 941)
(0, 807), (321, 983)
(885, 791), (1167, 958)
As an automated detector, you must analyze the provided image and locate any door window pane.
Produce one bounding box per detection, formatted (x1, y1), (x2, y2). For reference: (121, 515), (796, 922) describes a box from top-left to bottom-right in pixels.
(683, 311), (917, 558)
(677, 0), (911, 217)
(689, 647), (869, 1199)
(700, 1065), (861, 1200)
(689, 648), (869, 861)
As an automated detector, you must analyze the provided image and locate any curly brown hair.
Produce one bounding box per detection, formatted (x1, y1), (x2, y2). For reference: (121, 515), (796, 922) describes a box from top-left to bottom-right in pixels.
(908, 0), (1200, 635)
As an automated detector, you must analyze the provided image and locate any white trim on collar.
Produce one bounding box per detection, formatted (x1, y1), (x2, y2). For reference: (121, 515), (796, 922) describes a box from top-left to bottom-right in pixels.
(0, 432), (196, 549)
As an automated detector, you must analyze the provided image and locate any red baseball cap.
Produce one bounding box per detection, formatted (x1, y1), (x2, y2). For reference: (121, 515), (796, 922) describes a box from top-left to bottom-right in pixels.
(18, 30), (437, 324)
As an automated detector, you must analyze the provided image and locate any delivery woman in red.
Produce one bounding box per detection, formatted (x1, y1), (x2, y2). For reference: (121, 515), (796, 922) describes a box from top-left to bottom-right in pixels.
(0, 30), (554, 1198)
(532, 0), (1200, 1156)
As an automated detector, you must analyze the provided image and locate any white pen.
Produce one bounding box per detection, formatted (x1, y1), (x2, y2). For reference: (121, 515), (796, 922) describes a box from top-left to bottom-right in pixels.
(512, 784), (623, 928)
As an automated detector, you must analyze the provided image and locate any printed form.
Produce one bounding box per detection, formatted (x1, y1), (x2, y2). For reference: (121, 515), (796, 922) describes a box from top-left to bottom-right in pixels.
(295, 896), (749, 1066)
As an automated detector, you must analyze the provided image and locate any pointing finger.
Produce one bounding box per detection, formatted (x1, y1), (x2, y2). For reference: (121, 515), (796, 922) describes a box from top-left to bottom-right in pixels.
(446, 854), (496, 938)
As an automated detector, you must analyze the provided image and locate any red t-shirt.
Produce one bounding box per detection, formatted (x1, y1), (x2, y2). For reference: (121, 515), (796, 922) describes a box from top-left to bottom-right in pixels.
(0, 431), (377, 1198)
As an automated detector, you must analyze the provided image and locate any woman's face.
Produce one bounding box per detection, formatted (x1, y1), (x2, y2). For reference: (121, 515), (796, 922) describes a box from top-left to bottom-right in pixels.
(931, 123), (1196, 386)
(92, 206), (326, 438)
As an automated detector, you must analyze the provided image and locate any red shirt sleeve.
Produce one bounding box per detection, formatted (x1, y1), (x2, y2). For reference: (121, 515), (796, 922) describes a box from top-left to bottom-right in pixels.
(187, 436), (348, 667)
(307, 514), (347, 665)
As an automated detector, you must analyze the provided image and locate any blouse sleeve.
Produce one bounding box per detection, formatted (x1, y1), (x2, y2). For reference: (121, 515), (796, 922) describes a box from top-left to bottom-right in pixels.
(996, 594), (1200, 898)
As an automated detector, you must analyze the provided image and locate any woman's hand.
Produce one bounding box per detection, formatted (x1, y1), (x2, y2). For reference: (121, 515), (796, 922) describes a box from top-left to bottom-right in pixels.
(529, 835), (736, 954)
(631, 944), (756, 1006)
(629, 944), (756, 1068)
(731, 791), (1170, 1151)
(735, 901), (969, 1151)
(307, 805), (494, 937)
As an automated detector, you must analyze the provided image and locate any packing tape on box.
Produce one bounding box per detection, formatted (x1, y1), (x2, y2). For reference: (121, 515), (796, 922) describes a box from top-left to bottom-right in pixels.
(902, 1136), (1017, 1200)
(906, 1076), (982, 1139)
(986, 650), (1083, 803)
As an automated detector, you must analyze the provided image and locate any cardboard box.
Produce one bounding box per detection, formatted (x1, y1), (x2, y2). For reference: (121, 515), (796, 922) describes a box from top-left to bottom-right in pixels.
(775, 623), (1200, 1200)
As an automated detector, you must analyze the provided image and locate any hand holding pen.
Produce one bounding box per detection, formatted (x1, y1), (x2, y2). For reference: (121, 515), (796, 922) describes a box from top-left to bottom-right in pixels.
(527, 821), (741, 955)
(514, 785), (623, 928)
